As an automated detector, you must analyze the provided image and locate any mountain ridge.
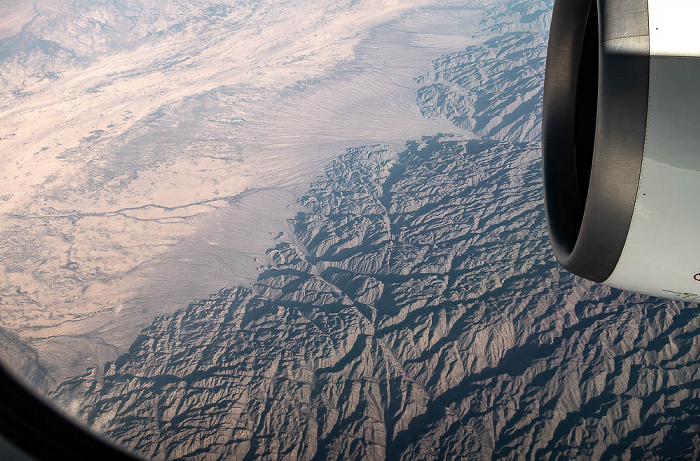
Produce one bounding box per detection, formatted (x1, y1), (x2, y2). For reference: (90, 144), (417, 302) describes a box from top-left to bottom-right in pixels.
(51, 0), (700, 459)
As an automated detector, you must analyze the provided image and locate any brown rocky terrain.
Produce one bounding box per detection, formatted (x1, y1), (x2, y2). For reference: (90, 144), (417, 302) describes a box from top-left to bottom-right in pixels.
(49, 0), (700, 459)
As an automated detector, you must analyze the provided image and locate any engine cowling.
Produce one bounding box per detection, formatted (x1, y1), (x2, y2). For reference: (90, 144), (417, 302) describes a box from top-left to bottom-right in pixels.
(542, 0), (700, 301)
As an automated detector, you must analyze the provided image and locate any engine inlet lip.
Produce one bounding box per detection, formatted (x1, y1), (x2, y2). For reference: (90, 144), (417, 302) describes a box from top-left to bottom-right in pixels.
(542, 0), (650, 282)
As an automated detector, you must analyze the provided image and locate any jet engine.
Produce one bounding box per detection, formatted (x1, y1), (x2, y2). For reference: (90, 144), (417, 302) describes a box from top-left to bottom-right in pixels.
(542, 0), (700, 301)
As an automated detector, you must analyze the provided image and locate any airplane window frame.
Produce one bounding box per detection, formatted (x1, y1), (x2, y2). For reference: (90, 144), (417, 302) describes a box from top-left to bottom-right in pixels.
(0, 363), (139, 461)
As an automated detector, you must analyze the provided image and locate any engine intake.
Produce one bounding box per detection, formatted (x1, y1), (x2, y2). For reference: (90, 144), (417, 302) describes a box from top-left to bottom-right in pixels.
(543, 0), (700, 301)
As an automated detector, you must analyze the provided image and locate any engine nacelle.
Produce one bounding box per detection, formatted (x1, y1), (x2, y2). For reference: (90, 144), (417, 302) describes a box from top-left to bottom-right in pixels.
(543, 0), (700, 301)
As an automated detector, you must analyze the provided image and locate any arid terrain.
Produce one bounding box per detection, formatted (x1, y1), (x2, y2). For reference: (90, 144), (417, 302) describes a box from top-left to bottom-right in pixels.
(0, 0), (481, 383)
(4, 0), (700, 459)
(44, 0), (700, 459)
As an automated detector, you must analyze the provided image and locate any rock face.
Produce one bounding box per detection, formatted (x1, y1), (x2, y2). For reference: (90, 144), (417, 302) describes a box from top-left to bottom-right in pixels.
(52, 0), (700, 460)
